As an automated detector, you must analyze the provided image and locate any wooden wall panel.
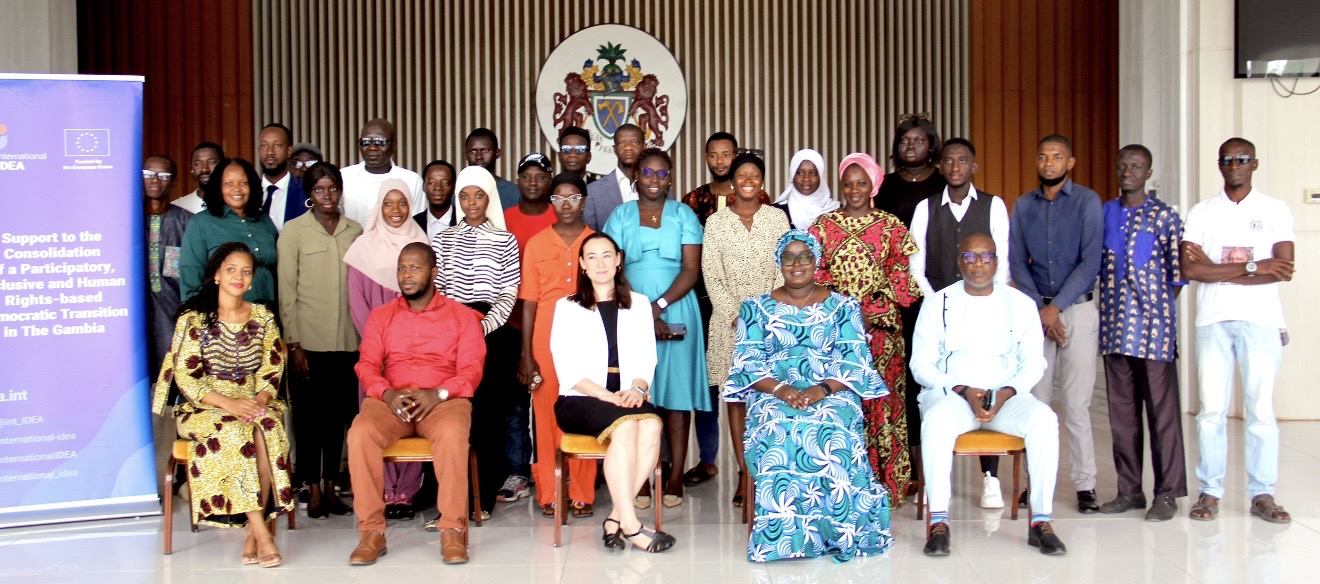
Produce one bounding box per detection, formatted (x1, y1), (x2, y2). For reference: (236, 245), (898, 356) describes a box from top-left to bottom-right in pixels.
(77, 0), (254, 198)
(252, 0), (971, 196)
(969, 0), (1119, 207)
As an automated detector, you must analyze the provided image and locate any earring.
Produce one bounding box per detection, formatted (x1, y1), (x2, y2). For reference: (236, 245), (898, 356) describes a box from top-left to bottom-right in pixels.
(213, 279), (219, 284)
(304, 198), (314, 209)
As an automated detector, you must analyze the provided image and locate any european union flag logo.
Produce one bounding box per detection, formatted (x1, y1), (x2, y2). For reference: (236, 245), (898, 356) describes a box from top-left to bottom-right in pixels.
(64, 128), (111, 157)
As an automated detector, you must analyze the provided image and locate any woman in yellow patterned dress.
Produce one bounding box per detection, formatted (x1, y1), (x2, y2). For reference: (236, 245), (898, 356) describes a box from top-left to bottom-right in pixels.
(809, 153), (922, 506)
(153, 241), (293, 568)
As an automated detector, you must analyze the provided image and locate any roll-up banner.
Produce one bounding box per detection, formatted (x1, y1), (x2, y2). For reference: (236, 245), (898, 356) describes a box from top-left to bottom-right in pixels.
(0, 74), (158, 527)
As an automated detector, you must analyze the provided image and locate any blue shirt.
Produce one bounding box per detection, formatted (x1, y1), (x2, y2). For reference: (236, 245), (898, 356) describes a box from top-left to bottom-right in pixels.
(1008, 180), (1103, 310)
(1099, 196), (1185, 361)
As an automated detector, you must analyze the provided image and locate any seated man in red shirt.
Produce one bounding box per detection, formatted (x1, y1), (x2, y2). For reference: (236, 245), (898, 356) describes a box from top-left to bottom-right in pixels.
(347, 242), (486, 566)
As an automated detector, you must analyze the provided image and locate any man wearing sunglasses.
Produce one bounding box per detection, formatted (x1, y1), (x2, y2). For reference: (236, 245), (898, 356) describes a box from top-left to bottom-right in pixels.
(908, 138), (1012, 510)
(912, 233), (1066, 556)
(1008, 134), (1104, 514)
(557, 127), (601, 185)
(142, 154), (192, 491)
(342, 118), (425, 225)
(1181, 137), (1295, 525)
(288, 143), (324, 183)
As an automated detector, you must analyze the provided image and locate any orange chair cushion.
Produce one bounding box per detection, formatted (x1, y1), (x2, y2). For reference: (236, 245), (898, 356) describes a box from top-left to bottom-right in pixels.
(953, 430), (1025, 453)
(172, 439), (191, 460)
(382, 437), (433, 459)
(561, 433), (609, 456)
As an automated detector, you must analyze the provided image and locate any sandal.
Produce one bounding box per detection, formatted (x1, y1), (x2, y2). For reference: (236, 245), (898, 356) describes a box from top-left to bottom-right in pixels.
(571, 501), (594, 518)
(662, 494), (683, 508)
(471, 509), (491, 522)
(732, 471), (745, 507)
(621, 524), (676, 553)
(256, 537), (282, 568)
(541, 503), (555, 517)
(1189, 493), (1219, 521)
(634, 495), (652, 510)
(601, 518), (624, 549)
(682, 464), (718, 487)
(241, 531), (258, 565)
(1250, 495), (1292, 524)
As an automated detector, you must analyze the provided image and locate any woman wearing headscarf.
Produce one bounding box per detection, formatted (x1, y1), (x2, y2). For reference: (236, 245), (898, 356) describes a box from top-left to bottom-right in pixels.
(344, 178), (428, 519)
(809, 153), (922, 506)
(701, 152), (789, 507)
(432, 165), (520, 519)
(277, 162), (362, 518)
(772, 148), (839, 230)
(726, 230), (893, 563)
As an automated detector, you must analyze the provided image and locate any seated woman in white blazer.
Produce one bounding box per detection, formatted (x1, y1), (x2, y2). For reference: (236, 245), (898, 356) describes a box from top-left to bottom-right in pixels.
(550, 232), (675, 554)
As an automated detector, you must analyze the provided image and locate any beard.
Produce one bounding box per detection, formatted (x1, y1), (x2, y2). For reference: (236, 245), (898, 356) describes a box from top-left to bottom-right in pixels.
(262, 161), (287, 177)
(1038, 171), (1068, 188)
(401, 286), (430, 301)
(710, 168), (734, 183)
(963, 276), (995, 292)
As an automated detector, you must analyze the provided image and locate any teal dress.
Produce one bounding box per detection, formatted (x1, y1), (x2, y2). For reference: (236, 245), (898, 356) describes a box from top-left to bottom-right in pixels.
(603, 200), (710, 412)
(724, 291), (892, 563)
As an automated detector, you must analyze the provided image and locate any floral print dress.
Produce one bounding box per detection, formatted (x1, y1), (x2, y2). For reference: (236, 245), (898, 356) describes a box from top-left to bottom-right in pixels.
(152, 304), (294, 527)
(809, 210), (922, 505)
(724, 292), (892, 563)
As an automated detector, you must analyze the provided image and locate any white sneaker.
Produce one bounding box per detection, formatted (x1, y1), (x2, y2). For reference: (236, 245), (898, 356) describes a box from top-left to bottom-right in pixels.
(980, 472), (1004, 509)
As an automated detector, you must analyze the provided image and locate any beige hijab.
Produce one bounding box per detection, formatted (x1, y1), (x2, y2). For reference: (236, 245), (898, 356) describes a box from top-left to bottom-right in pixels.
(341, 179), (427, 291)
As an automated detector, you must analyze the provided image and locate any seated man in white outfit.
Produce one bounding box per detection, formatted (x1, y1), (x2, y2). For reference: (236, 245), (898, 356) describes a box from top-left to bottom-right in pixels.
(911, 233), (1066, 557)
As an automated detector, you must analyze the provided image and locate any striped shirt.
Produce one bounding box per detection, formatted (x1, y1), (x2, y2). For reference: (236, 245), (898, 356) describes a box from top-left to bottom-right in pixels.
(432, 220), (520, 335)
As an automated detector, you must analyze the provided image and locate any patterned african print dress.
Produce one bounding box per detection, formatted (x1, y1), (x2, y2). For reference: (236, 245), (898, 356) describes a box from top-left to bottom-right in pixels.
(809, 210), (922, 506)
(725, 292), (892, 563)
(152, 305), (294, 528)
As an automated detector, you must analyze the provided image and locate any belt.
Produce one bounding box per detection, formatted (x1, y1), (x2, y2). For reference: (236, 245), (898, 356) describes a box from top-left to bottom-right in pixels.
(1042, 291), (1094, 306)
(607, 367), (620, 373)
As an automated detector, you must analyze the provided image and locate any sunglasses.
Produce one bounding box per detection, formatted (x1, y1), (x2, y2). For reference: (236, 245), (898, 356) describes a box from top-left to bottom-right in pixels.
(292, 159), (320, 170)
(780, 252), (816, 267)
(959, 251), (997, 265)
(1217, 154), (1254, 167)
(549, 194), (583, 205)
(640, 168), (671, 179)
(559, 145), (589, 154)
(142, 170), (174, 181)
(359, 137), (392, 147)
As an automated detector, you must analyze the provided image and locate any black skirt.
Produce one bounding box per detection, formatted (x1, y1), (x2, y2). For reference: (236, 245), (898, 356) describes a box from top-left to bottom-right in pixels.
(555, 395), (660, 443)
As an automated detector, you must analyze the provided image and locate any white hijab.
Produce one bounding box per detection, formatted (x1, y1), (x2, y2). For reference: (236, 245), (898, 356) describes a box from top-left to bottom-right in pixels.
(454, 166), (507, 231)
(775, 149), (838, 229)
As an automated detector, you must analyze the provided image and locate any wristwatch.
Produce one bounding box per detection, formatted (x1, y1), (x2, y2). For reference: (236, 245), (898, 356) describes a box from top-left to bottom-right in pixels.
(654, 297), (670, 311)
(1245, 261), (1258, 275)
(437, 388), (450, 402)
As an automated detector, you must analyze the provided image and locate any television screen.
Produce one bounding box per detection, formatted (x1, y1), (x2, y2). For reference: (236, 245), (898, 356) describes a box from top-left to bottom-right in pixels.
(1236, 0), (1320, 78)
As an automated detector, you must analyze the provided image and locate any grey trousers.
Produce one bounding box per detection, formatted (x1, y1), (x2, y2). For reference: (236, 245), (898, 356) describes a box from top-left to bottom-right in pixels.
(1031, 298), (1099, 492)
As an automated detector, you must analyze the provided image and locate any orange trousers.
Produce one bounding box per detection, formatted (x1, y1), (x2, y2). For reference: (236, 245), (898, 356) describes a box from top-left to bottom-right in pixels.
(347, 397), (471, 533)
(530, 354), (597, 506)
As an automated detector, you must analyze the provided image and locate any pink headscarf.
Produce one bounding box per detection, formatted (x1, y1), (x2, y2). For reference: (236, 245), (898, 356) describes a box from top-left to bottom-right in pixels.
(341, 178), (427, 291)
(837, 152), (884, 197)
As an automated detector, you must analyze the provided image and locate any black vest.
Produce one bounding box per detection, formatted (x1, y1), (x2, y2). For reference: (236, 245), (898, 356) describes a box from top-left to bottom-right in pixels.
(925, 190), (995, 292)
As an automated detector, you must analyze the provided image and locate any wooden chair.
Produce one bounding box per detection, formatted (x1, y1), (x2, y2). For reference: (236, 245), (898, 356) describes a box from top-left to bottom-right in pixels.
(382, 436), (483, 546)
(553, 433), (662, 546)
(163, 438), (296, 555)
(915, 430), (1026, 536)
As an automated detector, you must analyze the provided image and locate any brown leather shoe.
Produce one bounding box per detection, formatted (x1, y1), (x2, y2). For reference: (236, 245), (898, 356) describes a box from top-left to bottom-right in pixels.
(349, 531), (387, 566)
(441, 528), (468, 564)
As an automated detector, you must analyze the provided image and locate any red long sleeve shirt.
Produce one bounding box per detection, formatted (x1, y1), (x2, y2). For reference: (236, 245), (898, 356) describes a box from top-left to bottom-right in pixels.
(354, 291), (486, 400)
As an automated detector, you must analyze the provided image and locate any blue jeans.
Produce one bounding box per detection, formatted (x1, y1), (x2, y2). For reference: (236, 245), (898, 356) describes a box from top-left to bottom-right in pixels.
(504, 387), (532, 477)
(1194, 321), (1282, 499)
(694, 386), (720, 465)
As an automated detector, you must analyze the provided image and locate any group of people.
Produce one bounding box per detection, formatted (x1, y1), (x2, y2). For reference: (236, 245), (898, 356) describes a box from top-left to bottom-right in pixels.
(141, 113), (1294, 566)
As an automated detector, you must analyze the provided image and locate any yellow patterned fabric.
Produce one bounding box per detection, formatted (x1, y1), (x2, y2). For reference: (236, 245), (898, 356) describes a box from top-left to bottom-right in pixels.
(152, 305), (293, 528)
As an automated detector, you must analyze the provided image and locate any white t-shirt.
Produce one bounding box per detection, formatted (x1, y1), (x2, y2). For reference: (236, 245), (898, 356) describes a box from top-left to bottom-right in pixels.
(174, 189), (205, 214)
(340, 162), (425, 225)
(1183, 188), (1295, 328)
(260, 173), (292, 232)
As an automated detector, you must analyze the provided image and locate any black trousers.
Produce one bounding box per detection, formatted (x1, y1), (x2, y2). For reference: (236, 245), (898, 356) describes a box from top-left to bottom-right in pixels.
(469, 319), (518, 513)
(1104, 354), (1187, 497)
(291, 350), (359, 486)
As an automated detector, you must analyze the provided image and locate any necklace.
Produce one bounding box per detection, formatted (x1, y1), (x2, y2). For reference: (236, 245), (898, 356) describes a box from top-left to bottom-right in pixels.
(900, 167), (927, 182)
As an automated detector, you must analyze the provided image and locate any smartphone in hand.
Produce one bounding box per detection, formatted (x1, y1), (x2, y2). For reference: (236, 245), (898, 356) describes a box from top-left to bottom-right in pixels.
(666, 323), (687, 341)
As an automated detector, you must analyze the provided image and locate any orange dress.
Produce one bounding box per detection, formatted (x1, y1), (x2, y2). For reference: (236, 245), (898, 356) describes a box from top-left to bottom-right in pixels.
(519, 225), (597, 505)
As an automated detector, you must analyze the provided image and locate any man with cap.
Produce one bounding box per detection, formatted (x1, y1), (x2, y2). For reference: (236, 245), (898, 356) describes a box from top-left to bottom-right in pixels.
(289, 143), (324, 183)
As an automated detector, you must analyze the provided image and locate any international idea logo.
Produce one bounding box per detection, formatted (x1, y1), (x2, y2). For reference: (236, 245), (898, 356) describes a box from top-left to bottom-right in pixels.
(535, 24), (688, 176)
(0, 122), (8, 150)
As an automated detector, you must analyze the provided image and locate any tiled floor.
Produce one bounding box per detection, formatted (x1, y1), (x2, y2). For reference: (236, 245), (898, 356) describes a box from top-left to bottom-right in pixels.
(4, 407), (1318, 583)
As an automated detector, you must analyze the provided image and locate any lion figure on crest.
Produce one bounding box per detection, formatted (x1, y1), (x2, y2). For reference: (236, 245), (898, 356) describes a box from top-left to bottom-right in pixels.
(626, 74), (670, 146)
(553, 73), (592, 130)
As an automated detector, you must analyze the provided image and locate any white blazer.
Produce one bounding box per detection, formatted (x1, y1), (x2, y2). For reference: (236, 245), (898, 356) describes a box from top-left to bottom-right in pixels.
(550, 291), (657, 396)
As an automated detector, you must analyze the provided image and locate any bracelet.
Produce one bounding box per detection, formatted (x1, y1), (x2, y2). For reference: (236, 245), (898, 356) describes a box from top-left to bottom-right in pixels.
(819, 384), (833, 396)
(772, 382), (788, 396)
(629, 386), (648, 398)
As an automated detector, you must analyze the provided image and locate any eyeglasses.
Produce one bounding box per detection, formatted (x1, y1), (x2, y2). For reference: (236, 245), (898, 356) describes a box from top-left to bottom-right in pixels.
(359, 137), (392, 147)
(780, 252), (816, 267)
(142, 170), (173, 181)
(640, 168), (671, 179)
(559, 145), (589, 154)
(1217, 154), (1254, 167)
(959, 251), (997, 265)
(292, 159), (320, 170)
(549, 194), (583, 205)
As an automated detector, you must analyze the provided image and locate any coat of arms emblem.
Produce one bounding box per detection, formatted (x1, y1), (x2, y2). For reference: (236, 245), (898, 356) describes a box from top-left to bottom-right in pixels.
(552, 42), (671, 146)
